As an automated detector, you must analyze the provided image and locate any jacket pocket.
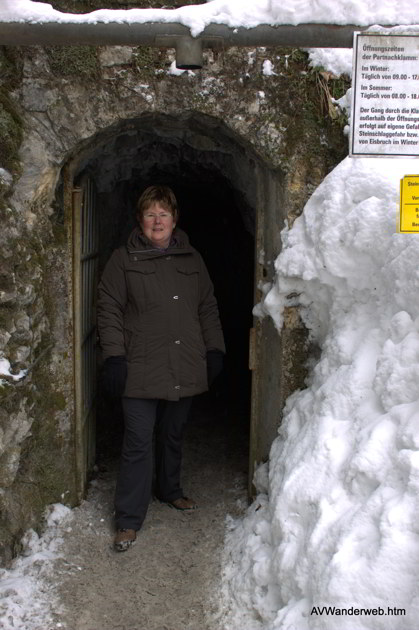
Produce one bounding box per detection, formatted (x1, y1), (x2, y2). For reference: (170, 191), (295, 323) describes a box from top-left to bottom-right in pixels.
(125, 262), (156, 309)
(124, 328), (147, 364)
(176, 265), (199, 304)
(125, 261), (156, 275)
(176, 265), (199, 276)
(124, 328), (134, 360)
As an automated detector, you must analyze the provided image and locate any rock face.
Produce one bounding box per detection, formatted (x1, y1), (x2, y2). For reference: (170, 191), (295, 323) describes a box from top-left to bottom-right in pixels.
(0, 16), (348, 564)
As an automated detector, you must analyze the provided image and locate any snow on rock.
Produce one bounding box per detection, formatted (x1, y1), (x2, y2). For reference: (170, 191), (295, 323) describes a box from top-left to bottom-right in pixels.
(307, 48), (353, 78)
(0, 504), (72, 630)
(0, 356), (27, 384)
(262, 59), (276, 76)
(0, 168), (13, 186)
(167, 60), (195, 76)
(221, 156), (419, 629)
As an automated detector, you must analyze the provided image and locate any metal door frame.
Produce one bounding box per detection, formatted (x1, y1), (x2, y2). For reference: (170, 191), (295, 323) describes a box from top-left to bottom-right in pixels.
(72, 175), (99, 499)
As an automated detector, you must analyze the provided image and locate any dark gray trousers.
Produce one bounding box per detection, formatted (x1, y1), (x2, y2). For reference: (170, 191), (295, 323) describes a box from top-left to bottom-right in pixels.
(115, 396), (192, 531)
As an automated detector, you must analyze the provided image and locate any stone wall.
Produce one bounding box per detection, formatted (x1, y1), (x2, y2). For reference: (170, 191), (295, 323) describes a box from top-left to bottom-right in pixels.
(0, 2), (349, 564)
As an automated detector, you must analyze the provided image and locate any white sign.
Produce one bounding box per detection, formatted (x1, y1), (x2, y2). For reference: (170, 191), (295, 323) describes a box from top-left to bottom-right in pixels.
(350, 33), (419, 157)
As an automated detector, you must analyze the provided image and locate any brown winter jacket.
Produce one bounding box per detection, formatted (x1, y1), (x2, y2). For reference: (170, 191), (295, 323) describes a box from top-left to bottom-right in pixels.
(97, 227), (225, 400)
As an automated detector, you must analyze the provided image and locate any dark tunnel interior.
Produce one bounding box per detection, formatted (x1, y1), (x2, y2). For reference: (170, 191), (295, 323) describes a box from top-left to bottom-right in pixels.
(93, 165), (255, 466)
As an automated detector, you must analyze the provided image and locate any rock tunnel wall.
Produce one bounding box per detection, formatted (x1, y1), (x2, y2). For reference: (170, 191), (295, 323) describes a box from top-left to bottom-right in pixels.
(0, 7), (348, 563)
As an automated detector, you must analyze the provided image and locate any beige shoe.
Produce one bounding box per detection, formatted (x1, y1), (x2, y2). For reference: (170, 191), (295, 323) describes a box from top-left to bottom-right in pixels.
(166, 496), (198, 511)
(114, 528), (136, 552)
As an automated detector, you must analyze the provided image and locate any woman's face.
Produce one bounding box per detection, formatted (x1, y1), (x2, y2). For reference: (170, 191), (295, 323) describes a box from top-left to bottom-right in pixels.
(139, 202), (176, 249)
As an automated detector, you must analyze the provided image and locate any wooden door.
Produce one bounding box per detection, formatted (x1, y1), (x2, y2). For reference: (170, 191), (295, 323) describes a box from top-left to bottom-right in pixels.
(248, 167), (285, 497)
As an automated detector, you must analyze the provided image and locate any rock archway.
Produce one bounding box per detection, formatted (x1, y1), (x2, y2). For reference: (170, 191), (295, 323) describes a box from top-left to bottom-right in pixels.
(1, 41), (347, 562)
(63, 110), (283, 493)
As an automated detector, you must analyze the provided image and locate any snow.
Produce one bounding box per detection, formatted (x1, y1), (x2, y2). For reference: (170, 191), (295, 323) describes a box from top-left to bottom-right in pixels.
(2, 1), (419, 629)
(262, 59), (276, 76)
(0, 168), (12, 187)
(307, 48), (353, 78)
(0, 505), (72, 630)
(221, 156), (419, 629)
(0, 356), (27, 384)
(168, 60), (195, 76)
(1, 0), (419, 38)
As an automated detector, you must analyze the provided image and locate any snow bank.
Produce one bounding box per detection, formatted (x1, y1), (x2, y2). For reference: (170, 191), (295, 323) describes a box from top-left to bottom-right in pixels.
(0, 504), (72, 630)
(221, 156), (419, 629)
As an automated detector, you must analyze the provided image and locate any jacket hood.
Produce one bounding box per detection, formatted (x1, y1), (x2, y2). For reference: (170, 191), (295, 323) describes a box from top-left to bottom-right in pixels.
(127, 226), (194, 258)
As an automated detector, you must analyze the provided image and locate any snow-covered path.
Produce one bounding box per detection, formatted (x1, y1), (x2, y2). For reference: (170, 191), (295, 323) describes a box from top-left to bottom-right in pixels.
(1, 397), (248, 630)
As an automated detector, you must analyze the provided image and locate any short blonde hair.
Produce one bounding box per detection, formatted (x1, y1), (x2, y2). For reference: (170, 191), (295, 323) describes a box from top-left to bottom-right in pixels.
(136, 186), (179, 223)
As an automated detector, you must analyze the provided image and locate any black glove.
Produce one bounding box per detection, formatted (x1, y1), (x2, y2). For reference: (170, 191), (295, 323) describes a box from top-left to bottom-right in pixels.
(206, 350), (224, 387)
(102, 356), (127, 399)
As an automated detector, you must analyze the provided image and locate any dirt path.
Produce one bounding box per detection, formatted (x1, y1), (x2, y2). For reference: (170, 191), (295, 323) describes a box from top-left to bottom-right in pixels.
(48, 397), (248, 630)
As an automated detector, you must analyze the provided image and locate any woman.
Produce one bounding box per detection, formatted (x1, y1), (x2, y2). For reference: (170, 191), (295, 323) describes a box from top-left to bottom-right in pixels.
(97, 185), (225, 552)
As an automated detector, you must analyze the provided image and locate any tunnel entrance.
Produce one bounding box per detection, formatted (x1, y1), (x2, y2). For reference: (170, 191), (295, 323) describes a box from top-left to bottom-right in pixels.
(93, 172), (254, 467)
(68, 111), (284, 498)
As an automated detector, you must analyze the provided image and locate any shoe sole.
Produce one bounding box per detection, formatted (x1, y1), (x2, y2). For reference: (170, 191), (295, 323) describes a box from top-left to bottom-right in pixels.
(161, 500), (198, 512)
(114, 537), (137, 552)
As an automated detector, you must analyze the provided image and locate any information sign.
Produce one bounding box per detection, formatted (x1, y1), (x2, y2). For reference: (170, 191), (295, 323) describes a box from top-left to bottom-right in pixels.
(351, 33), (419, 157)
(400, 175), (419, 232)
